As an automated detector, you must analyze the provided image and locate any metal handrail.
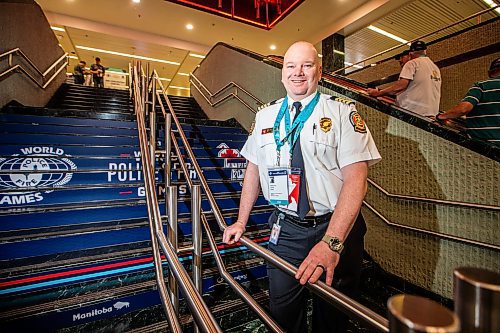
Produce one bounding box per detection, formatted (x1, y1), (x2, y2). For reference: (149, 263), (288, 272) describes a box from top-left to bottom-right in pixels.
(156, 73), (389, 331)
(155, 73), (285, 332)
(131, 62), (222, 333)
(168, 132), (284, 333)
(190, 72), (263, 113)
(363, 201), (500, 252)
(367, 179), (500, 211)
(333, 5), (500, 73)
(0, 48), (68, 89)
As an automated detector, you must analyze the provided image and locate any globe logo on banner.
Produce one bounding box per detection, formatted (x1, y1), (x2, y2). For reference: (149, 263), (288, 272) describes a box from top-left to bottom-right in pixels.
(0, 147), (77, 205)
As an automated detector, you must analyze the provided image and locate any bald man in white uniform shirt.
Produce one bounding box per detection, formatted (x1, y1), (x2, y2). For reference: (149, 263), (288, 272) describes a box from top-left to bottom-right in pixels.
(223, 41), (381, 333)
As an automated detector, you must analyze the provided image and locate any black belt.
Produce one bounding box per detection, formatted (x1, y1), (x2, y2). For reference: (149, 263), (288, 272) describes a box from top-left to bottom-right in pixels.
(277, 210), (332, 228)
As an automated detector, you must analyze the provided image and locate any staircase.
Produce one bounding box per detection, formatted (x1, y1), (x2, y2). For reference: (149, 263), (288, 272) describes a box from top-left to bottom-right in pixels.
(0, 84), (273, 332)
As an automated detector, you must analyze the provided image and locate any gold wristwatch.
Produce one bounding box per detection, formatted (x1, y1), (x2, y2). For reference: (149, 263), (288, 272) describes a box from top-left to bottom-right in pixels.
(321, 235), (344, 254)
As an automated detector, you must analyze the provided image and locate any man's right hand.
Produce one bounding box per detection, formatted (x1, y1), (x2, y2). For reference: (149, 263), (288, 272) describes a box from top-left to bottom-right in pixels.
(222, 221), (246, 244)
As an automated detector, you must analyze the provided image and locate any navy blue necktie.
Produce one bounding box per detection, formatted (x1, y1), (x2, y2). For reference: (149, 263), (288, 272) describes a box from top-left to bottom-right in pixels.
(291, 102), (311, 220)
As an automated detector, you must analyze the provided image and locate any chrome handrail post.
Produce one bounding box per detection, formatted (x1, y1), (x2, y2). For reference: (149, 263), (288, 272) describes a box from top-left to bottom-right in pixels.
(167, 185), (179, 312)
(192, 185), (202, 333)
(150, 77), (157, 164)
(165, 113), (172, 188)
(131, 65), (182, 333)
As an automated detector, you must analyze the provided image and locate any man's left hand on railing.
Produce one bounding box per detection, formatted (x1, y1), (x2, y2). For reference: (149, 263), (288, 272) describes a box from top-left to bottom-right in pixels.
(222, 221), (246, 245)
(295, 241), (339, 286)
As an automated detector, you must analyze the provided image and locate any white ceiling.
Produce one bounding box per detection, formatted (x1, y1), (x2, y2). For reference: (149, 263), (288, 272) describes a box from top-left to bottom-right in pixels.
(39, 0), (498, 94)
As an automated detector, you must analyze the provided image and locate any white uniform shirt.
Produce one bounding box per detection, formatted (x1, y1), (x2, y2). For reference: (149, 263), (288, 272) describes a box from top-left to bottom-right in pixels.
(241, 93), (381, 216)
(397, 56), (442, 116)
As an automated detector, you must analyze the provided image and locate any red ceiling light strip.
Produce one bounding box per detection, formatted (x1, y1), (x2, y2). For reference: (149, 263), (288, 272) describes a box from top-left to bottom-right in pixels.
(175, 0), (268, 28)
(169, 0), (304, 30)
(269, 0), (302, 27)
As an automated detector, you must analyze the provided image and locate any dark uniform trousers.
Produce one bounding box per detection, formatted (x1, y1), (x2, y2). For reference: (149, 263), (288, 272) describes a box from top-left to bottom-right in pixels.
(267, 210), (367, 333)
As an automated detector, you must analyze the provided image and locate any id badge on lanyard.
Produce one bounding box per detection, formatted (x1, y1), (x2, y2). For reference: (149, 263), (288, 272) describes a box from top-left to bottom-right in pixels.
(267, 166), (302, 212)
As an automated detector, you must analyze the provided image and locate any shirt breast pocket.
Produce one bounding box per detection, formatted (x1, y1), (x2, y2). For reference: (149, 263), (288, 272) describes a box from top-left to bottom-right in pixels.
(258, 134), (277, 166)
(311, 130), (338, 171)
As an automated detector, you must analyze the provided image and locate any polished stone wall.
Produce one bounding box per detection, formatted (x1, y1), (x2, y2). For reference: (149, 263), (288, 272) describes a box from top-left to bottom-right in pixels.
(322, 87), (500, 298)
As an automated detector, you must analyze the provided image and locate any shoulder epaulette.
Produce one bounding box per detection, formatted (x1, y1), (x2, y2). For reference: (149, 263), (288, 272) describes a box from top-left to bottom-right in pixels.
(257, 98), (281, 111)
(330, 96), (355, 106)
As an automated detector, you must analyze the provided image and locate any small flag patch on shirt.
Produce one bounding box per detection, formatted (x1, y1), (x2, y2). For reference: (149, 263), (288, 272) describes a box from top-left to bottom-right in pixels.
(261, 128), (273, 134)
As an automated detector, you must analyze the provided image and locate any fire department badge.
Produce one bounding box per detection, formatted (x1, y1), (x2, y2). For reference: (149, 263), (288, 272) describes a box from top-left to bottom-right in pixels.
(319, 118), (332, 133)
(349, 111), (366, 133)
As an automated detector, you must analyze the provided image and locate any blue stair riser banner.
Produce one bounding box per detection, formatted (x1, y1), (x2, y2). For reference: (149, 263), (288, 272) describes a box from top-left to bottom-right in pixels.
(0, 198), (267, 261)
(0, 123), (138, 136)
(0, 145), (139, 157)
(1, 264), (268, 333)
(0, 133), (139, 146)
(0, 197), (269, 235)
(181, 124), (247, 134)
(0, 114), (138, 129)
(165, 131), (248, 141)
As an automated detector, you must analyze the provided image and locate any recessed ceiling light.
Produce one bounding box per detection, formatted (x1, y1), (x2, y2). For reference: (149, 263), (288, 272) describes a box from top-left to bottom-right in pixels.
(159, 77), (172, 81)
(189, 53), (205, 59)
(132, 0), (141, 3)
(186, 24), (194, 30)
(51, 26), (65, 32)
(368, 25), (408, 44)
(270, 45), (276, 50)
(75, 45), (180, 66)
(68, 55), (79, 59)
(177, 72), (190, 76)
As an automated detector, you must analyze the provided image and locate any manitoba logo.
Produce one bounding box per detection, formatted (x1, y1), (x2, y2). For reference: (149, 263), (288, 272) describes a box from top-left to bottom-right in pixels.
(0, 147), (76, 205)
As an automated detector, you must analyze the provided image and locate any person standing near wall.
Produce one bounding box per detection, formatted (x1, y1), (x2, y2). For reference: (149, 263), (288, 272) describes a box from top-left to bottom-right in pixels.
(90, 57), (105, 88)
(367, 40), (442, 117)
(223, 41), (381, 332)
(436, 58), (500, 145)
(73, 60), (86, 84)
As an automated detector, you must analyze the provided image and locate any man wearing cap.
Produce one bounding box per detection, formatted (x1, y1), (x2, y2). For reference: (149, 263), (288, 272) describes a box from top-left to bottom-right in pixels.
(437, 58), (500, 145)
(395, 49), (410, 68)
(367, 40), (442, 117)
(223, 41), (381, 332)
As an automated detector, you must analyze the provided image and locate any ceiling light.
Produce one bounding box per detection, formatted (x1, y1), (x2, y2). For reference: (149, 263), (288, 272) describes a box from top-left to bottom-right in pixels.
(132, 0), (141, 3)
(368, 25), (408, 44)
(270, 45), (276, 50)
(51, 26), (65, 32)
(186, 23), (194, 30)
(482, 0), (500, 14)
(177, 72), (190, 76)
(189, 53), (205, 59)
(169, 86), (190, 90)
(333, 49), (345, 55)
(68, 55), (79, 59)
(75, 45), (180, 65)
(159, 77), (171, 81)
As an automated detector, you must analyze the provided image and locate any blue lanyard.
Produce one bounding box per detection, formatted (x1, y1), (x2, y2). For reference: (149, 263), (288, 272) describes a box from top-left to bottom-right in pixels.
(273, 92), (320, 165)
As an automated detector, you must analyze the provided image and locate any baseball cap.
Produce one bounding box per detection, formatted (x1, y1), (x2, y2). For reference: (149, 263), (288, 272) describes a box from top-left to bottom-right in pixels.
(489, 58), (500, 72)
(409, 40), (427, 51)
